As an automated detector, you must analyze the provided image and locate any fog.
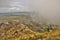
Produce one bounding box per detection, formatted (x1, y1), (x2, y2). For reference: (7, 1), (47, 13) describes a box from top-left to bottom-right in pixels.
(0, 0), (60, 25)
(29, 0), (60, 25)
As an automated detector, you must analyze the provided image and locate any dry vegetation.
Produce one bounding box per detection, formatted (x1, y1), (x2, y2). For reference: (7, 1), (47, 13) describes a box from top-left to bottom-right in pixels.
(0, 15), (60, 40)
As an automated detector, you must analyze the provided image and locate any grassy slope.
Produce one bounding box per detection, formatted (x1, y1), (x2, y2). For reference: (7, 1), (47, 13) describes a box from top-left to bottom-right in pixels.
(0, 15), (60, 40)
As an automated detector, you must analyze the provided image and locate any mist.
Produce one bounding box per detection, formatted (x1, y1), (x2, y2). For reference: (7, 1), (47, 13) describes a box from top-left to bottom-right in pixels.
(0, 0), (60, 25)
(29, 0), (60, 25)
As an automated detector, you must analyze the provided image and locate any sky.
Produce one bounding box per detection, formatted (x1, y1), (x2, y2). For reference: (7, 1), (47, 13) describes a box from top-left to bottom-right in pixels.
(0, 0), (30, 12)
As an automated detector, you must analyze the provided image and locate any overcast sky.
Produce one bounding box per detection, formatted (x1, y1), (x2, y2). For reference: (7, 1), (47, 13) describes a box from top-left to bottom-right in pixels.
(0, 0), (29, 12)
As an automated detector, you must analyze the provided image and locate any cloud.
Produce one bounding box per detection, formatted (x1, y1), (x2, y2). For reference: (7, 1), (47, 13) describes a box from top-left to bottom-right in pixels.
(29, 0), (60, 24)
(0, 0), (30, 12)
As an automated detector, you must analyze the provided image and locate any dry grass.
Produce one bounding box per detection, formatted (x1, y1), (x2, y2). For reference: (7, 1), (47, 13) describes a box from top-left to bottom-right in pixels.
(0, 24), (60, 40)
(0, 15), (60, 40)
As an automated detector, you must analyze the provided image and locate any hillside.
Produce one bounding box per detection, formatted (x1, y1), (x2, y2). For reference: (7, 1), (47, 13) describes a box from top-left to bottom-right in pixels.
(0, 15), (60, 40)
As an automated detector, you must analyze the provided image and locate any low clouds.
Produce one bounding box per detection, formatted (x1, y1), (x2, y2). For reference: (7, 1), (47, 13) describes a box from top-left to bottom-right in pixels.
(29, 0), (60, 24)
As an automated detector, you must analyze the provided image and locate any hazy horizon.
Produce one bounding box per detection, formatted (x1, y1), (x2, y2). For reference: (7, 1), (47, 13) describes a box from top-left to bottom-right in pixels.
(0, 0), (60, 25)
